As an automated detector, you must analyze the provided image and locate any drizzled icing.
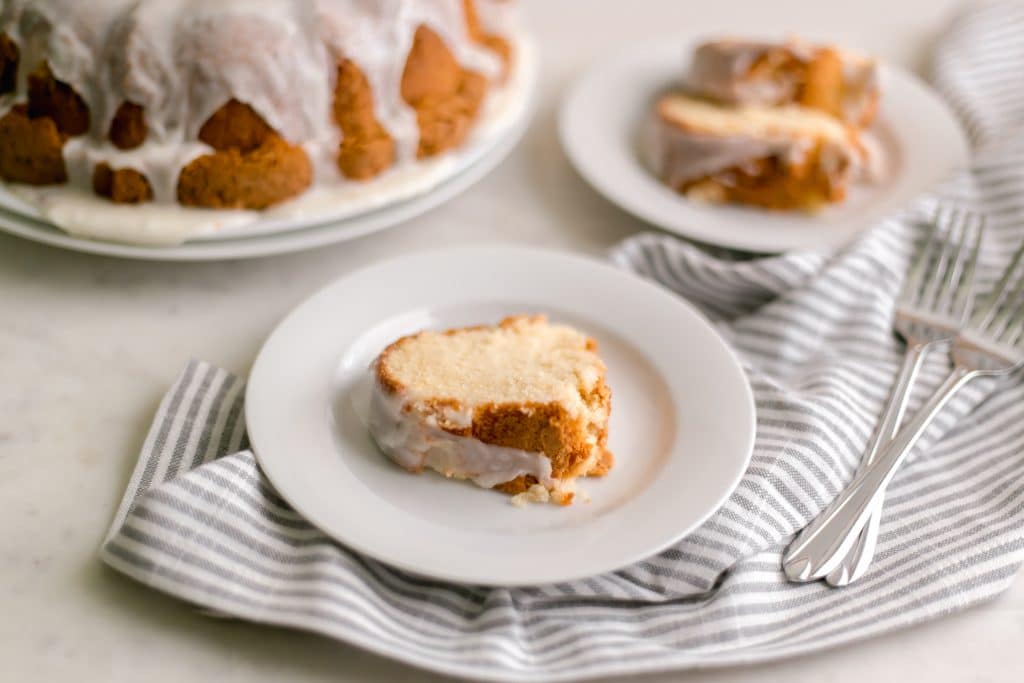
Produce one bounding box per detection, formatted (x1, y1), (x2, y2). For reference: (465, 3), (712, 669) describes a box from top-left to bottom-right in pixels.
(3, 31), (534, 245)
(689, 40), (807, 105)
(367, 373), (554, 490)
(0, 0), (518, 228)
(643, 94), (862, 191)
(687, 39), (879, 124)
(642, 113), (800, 190)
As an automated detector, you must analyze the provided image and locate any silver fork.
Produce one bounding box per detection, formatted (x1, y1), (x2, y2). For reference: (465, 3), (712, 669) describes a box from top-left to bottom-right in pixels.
(783, 236), (1024, 585)
(821, 209), (986, 586)
(781, 210), (983, 584)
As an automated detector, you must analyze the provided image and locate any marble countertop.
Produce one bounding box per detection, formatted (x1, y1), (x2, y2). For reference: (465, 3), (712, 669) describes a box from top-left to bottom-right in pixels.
(1, 1), (1021, 681)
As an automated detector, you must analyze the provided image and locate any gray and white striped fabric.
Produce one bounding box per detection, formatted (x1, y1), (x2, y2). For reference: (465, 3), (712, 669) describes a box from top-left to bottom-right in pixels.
(101, 3), (1024, 681)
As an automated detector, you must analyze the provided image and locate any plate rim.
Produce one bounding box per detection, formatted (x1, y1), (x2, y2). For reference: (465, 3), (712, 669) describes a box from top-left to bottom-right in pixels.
(558, 36), (970, 254)
(245, 244), (757, 586)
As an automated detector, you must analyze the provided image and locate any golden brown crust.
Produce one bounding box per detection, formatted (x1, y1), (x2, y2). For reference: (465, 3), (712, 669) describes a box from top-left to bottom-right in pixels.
(176, 135), (313, 209)
(177, 100), (313, 209)
(462, 0), (513, 77)
(375, 315), (614, 499)
(588, 448), (615, 477)
(334, 59), (396, 180)
(851, 90), (879, 128)
(680, 142), (848, 210)
(653, 100), (713, 137)
(472, 401), (595, 480)
(499, 313), (545, 329)
(401, 25), (462, 103)
(746, 47), (803, 95)
(493, 476), (532, 495)
(2, 57), (89, 185)
(92, 163), (153, 204)
(0, 32), (18, 95)
(27, 63), (90, 137)
(401, 25), (489, 159)
(108, 101), (147, 150)
(416, 69), (488, 158)
(799, 48), (844, 119)
(198, 99), (275, 152)
(338, 132), (395, 180)
(0, 105), (67, 184)
(746, 45), (877, 127)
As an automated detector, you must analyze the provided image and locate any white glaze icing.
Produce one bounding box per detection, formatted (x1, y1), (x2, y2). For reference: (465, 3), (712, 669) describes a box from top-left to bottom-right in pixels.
(474, 0), (518, 35)
(367, 373), (554, 491)
(688, 39), (879, 125)
(0, 0), (518, 242)
(643, 114), (794, 189)
(689, 40), (801, 105)
(643, 95), (862, 190)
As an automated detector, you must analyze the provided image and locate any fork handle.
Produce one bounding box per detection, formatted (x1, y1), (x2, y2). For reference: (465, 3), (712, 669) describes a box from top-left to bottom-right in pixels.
(783, 365), (975, 582)
(866, 343), (933, 466)
(824, 342), (933, 586)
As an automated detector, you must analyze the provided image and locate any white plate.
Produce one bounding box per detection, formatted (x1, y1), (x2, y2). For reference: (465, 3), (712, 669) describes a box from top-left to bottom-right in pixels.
(0, 40), (537, 260)
(246, 246), (756, 586)
(0, 112), (529, 261)
(559, 38), (969, 253)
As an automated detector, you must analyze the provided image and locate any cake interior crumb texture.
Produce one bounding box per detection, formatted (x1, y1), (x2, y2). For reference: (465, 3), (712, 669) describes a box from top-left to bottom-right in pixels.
(658, 95), (852, 143)
(381, 317), (603, 416)
(374, 315), (614, 504)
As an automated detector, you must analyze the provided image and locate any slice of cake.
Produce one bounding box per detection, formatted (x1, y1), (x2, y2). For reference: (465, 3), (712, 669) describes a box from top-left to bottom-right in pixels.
(367, 315), (613, 505)
(644, 93), (865, 210)
(688, 39), (879, 127)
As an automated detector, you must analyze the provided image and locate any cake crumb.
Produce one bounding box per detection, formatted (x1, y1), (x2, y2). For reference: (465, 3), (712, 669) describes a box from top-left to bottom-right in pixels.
(551, 490), (574, 506)
(511, 483), (550, 507)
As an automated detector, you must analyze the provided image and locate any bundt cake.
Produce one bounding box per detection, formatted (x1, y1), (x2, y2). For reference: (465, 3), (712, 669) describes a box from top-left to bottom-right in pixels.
(0, 0), (518, 219)
(368, 315), (614, 506)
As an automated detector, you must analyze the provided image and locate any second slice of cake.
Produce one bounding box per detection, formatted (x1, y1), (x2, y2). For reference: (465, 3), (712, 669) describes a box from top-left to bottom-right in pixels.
(368, 315), (613, 505)
(645, 93), (865, 210)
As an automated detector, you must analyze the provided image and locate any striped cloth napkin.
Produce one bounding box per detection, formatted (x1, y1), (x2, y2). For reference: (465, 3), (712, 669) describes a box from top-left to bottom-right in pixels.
(102, 3), (1024, 681)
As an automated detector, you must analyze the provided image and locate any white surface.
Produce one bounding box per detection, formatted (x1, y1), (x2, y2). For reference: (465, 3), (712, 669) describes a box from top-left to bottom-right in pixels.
(560, 39), (969, 253)
(1, 1), (1021, 682)
(246, 246), (755, 585)
(0, 36), (537, 250)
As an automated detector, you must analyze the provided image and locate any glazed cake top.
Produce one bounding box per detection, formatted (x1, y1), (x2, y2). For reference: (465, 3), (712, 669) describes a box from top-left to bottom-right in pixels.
(0, 0), (515, 201)
(377, 315), (606, 419)
(687, 38), (879, 124)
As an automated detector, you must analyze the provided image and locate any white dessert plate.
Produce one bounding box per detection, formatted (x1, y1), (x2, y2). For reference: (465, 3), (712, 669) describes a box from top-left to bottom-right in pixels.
(246, 246), (756, 586)
(0, 40), (536, 260)
(559, 38), (969, 253)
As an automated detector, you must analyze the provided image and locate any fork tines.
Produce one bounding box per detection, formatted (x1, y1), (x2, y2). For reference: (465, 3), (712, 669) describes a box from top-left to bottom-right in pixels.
(969, 239), (1024, 347)
(903, 208), (986, 323)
